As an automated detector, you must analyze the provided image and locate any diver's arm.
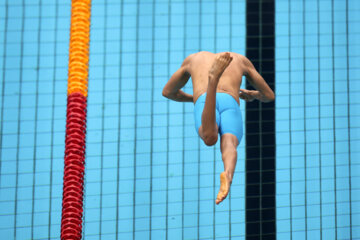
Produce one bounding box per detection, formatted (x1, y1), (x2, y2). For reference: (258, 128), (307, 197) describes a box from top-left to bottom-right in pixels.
(242, 56), (275, 102)
(162, 56), (193, 102)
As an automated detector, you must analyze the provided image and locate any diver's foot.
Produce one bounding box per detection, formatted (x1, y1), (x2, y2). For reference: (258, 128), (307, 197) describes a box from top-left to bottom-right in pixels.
(208, 52), (233, 84)
(215, 172), (231, 205)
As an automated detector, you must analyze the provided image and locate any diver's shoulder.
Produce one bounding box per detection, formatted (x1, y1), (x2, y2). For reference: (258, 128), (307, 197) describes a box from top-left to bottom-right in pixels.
(194, 51), (214, 57)
(185, 51), (211, 59)
(185, 51), (214, 63)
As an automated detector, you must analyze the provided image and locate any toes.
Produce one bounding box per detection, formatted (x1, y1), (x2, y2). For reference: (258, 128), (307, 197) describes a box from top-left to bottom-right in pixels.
(220, 53), (232, 65)
(218, 56), (231, 66)
(216, 193), (225, 205)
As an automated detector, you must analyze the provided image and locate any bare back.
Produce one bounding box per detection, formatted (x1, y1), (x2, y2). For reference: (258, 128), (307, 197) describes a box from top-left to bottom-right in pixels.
(187, 51), (245, 104)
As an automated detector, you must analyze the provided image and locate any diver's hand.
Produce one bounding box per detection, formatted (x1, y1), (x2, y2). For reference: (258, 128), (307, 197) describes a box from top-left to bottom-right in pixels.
(239, 89), (258, 102)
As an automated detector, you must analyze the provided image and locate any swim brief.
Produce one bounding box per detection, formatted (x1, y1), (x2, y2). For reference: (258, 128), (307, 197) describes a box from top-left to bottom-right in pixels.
(194, 92), (243, 145)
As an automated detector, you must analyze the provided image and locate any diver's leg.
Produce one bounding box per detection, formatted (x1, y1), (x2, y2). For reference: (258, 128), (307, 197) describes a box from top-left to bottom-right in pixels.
(199, 53), (233, 146)
(216, 133), (238, 205)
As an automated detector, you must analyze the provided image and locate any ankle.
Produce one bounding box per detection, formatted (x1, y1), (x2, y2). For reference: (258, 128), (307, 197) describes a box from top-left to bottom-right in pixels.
(223, 171), (233, 183)
(208, 74), (218, 84)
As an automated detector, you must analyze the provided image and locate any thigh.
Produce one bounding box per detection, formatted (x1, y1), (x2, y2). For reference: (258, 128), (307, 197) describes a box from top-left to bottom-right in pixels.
(198, 108), (220, 139)
(194, 96), (221, 135)
(219, 108), (243, 144)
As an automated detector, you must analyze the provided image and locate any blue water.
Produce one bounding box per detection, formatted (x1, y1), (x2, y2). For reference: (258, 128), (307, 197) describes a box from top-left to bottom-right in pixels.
(275, 1), (359, 239)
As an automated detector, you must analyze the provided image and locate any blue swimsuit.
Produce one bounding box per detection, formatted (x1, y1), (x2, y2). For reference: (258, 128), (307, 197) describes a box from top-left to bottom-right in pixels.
(194, 92), (243, 145)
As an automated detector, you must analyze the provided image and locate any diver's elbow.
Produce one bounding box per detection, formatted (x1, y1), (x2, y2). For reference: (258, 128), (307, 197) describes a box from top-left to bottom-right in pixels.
(263, 92), (275, 103)
(268, 93), (275, 102)
(162, 89), (170, 98)
(162, 89), (176, 100)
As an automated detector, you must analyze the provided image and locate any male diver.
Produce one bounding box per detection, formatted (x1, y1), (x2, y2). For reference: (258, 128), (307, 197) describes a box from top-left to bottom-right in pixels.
(162, 52), (275, 204)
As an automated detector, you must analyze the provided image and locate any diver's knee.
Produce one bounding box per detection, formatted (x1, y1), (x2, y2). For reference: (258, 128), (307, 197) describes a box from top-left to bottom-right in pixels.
(203, 132), (218, 146)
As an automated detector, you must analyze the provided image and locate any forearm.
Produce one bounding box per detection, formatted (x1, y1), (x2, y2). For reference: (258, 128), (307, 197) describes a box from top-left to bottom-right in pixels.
(163, 89), (193, 102)
(254, 91), (274, 103)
